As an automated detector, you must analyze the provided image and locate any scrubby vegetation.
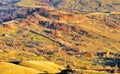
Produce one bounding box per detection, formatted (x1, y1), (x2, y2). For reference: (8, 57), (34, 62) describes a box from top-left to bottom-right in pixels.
(0, 0), (120, 74)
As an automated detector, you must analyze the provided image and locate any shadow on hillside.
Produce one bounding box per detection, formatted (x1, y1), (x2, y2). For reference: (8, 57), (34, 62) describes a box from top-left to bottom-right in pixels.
(103, 58), (120, 67)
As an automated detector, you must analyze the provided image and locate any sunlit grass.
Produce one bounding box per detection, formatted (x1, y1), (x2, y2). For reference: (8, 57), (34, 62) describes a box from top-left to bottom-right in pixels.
(0, 62), (41, 74)
(19, 61), (65, 73)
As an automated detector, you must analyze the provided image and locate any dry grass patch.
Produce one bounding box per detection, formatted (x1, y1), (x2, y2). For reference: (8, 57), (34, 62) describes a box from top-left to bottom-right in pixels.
(19, 61), (65, 73)
(0, 62), (42, 74)
(16, 0), (36, 7)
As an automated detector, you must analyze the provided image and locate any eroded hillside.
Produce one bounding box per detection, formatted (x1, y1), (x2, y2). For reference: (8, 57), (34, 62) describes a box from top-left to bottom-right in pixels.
(0, 0), (120, 74)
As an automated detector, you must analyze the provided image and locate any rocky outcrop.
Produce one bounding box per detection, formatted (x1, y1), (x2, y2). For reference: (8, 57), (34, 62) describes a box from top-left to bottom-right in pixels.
(39, 21), (69, 32)
(0, 8), (36, 23)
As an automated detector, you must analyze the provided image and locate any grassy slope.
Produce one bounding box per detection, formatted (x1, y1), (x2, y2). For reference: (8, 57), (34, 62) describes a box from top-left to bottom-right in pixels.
(16, 0), (120, 11)
(0, 8), (119, 68)
(16, 0), (36, 7)
(19, 61), (65, 73)
(0, 0), (120, 73)
(0, 62), (40, 74)
(50, 0), (120, 11)
(16, 0), (55, 10)
(0, 61), (65, 74)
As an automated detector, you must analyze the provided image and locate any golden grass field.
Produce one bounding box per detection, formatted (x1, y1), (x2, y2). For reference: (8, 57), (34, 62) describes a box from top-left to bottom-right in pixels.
(0, 62), (40, 74)
(19, 61), (65, 73)
(0, 61), (66, 74)
(0, 61), (108, 74)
